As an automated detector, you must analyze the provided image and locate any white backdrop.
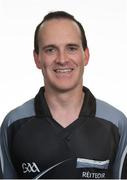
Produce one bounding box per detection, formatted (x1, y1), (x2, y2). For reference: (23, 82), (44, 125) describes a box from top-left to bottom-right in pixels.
(0, 0), (127, 124)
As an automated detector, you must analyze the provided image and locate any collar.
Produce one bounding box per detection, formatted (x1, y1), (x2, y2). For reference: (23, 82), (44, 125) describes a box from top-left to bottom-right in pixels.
(34, 86), (96, 118)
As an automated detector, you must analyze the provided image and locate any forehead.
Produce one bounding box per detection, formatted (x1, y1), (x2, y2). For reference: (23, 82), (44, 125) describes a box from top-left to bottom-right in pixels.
(38, 18), (82, 43)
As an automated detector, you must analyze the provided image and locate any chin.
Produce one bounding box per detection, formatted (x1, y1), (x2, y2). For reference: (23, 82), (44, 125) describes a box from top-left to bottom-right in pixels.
(51, 82), (81, 93)
(45, 76), (83, 92)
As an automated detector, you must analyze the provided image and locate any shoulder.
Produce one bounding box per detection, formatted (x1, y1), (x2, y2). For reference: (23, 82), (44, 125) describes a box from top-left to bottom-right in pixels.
(2, 98), (35, 128)
(96, 99), (127, 132)
(95, 99), (127, 179)
(0, 98), (36, 178)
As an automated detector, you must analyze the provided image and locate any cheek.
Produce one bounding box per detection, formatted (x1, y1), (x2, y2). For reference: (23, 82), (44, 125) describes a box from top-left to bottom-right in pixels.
(74, 54), (85, 66)
(40, 59), (53, 75)
(41, 55), (55, 68)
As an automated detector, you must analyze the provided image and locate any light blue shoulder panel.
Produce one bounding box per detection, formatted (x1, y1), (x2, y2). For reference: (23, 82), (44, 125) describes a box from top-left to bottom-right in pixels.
(0, 98), (35, 178)
(96, 99), (127, 179)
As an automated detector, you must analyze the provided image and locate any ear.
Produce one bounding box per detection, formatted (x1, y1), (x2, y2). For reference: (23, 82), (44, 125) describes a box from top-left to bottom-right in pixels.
(33, 50), (42, 69)
(84, 48), (90, 66)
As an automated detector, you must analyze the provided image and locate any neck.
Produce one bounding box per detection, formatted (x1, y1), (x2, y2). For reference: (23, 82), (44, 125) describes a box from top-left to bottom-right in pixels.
(44, 85), (84, 127)
(45, 85), (84, 106)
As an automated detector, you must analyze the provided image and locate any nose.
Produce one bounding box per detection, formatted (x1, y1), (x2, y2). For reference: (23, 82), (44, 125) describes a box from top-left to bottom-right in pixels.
(56, 49), (68, 64)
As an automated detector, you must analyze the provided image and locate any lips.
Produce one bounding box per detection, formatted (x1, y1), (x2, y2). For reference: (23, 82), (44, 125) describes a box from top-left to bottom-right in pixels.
(54, 68), (73, 73)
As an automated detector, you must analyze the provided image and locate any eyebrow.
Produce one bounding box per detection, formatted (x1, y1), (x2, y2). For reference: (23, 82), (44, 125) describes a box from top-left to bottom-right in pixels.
(66, 43), (80, 47)
(42, 44), (57, 50)
(42, 43), (80, 50)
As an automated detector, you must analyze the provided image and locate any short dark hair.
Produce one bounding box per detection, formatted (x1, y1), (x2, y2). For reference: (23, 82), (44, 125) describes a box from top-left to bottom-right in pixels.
(34, 11), (87, 54)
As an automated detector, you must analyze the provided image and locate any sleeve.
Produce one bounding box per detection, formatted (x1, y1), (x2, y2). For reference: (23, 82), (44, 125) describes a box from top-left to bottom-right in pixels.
(121, 146), (127, 179)
(0, 99), (35, 178)
(113, 113), (127, 179)
(96, 99), (127, 179)
(0, 115), (18, 179)
(0, 139), (3, 179)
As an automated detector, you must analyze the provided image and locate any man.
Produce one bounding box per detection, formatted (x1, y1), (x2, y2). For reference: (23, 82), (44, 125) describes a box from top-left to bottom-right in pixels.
(0, 11), (127, 179)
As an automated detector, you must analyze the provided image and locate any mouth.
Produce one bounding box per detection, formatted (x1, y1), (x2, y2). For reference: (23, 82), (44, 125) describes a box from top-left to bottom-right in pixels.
(54, 68), (74, 73)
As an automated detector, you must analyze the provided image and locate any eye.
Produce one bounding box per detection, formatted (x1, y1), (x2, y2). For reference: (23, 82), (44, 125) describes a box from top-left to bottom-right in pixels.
(66, 45), (79, 53)
(44, 47), (57, 55)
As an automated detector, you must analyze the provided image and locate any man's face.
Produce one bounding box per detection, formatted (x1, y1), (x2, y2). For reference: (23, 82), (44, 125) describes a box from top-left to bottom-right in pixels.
(34, 19), (89, 92)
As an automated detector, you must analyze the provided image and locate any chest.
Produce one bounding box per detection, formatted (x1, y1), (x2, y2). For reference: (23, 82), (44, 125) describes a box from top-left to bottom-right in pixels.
(8, 116), (119, 178)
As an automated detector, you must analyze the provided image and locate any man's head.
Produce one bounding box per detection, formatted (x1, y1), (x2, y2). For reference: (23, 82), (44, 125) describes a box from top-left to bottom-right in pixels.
(33, 11), (89, 92)
(34, 11), (88, 54)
